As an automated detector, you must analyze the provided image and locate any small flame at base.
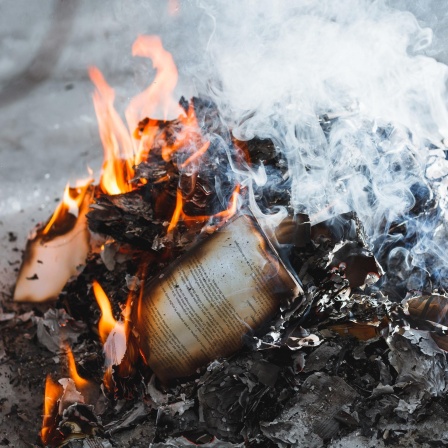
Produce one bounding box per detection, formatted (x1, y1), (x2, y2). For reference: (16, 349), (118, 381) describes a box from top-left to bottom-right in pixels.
(93, 280), (134, 393)
(41, 375), (63, 445)
(66, 346), (89, 391)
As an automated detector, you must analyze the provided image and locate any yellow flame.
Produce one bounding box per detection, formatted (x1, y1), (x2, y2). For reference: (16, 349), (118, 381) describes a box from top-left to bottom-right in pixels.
(42, 180), (92, 235)
(66, 346), (89, 390)
(93, 280), (116, 344)
(41, 375), (62, 445)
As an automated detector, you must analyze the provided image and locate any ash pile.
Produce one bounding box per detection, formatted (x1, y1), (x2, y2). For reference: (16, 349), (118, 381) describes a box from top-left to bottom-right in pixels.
(3, 98), (448, 448)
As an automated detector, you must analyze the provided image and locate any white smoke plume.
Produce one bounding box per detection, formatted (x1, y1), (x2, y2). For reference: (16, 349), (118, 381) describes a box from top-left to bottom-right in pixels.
(111, 0), (448, 293)
(170, 0), (448, 293)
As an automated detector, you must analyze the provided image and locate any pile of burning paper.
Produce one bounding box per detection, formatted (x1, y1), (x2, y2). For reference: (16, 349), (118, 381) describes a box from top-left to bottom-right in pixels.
(4, 2), (448, 447)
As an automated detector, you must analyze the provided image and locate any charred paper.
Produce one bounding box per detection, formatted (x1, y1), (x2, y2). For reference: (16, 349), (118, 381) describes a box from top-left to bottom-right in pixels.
(135, 213), (302, 381)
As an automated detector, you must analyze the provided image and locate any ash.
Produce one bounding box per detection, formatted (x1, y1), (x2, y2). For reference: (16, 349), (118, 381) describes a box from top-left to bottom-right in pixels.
(2, 100), (448, 448)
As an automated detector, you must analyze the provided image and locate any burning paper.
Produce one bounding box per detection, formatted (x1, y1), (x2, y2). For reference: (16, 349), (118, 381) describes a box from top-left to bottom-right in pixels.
(135, 213), (302, 381)
(14, 182), (93, 302)
(7, 2), (448, 446)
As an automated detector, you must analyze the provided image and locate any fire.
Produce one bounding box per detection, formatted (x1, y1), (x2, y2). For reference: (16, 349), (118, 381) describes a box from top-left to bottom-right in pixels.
(160, 103), (201, 163)
(66, 346), (89, 390)
(179, 141), (211, 169)
(214, 185), (241, 219)
(127, 35), (184, 129)
(168, 185), (241, 233)
(90, 35), (186, 195)
(92, 280), (116, 344)
(41, 347), (92, 444)
(89, 67), (135, 195)
(42, 179), (92, 236)
(41, 375), (62, 445)
(14, 176), (93, 303)
(133, 101), (209, 175)
(93, 280), (133, 392)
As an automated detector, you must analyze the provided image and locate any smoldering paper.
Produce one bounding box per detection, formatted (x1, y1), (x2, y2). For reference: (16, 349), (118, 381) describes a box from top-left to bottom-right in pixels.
(136, 214), (302, 381)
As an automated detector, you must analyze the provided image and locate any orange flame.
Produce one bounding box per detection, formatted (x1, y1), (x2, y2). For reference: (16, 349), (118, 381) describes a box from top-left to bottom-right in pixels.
(126, 35), (184, 130)
(133, 102), (207, 169)
(179, 141), (211, 169)
(41, 375), (63, 445)
(161, 104), (201, 163)
(167, 188), (184, 233)
(66, 346), (89, 390)
(168, 185), (241, 233)
(42, 179), (92, 236)
(93, 280), (135, 392)
(89, 67), (134, 195)
(93, 280), (116, 344)
(214, 185), (241, 219)
(90, 35), (186, 195)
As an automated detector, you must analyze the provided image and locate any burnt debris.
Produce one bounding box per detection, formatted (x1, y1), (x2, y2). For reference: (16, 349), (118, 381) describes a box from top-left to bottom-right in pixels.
(4, 98), (448, 448)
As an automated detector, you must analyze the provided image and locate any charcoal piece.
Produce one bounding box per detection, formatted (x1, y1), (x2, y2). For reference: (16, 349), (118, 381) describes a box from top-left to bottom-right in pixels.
(197, 353), (288, 442)
(249, 360), (280, 387)
(303, 342), (342, 373)
(290, 212), (372, 289)
(197, 362), (249, 441)
(133, 159), (178, 184)
(192, 96), (231, 140)
(309, 288), (393, 331)
(232, 137), (278, 167)
(105, 192), (155, 221)
(150, 437), (245, 447)
(104, 402), (149, 435)
(154, 408), (201, 443)
(253, 165), (291, 211)
(260, 373), (358, 447)
(87, 189), (165, 251)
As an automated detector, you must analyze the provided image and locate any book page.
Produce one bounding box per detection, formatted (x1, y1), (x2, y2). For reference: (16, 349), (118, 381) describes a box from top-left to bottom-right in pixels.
(136, 214), (302, 381)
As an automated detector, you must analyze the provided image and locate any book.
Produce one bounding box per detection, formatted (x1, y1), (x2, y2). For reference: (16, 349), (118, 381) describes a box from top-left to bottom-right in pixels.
(135, 213), (302, 381)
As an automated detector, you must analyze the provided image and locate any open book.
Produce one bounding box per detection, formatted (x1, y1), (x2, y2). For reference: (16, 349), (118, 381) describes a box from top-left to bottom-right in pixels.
(135, 213), (302, 381)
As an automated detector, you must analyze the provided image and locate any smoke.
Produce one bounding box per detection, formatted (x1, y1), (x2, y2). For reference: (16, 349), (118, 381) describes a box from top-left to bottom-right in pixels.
(180, 0), (448, 292)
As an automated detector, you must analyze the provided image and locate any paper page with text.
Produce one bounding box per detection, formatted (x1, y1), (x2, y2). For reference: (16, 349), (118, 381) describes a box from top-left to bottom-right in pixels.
(136, 214), (302, 381)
